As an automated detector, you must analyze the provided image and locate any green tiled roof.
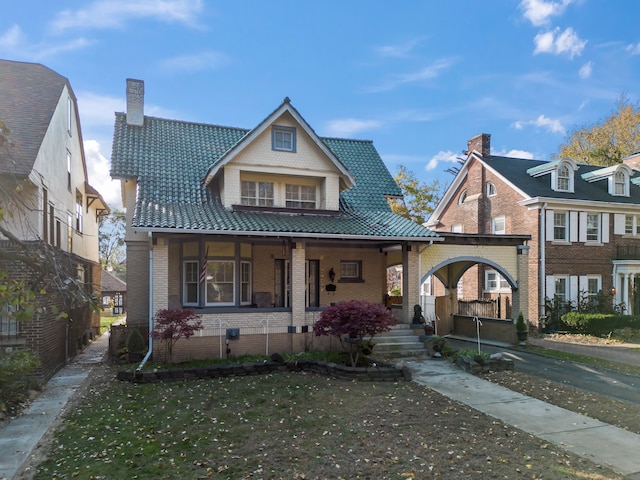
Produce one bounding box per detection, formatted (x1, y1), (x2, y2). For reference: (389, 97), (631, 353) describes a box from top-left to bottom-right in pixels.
(111, 113), (438, 240)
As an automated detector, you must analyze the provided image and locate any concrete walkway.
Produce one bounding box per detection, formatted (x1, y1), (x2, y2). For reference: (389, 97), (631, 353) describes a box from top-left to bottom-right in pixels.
(407, 357), (640, 479)
(0, 332), (109, 480)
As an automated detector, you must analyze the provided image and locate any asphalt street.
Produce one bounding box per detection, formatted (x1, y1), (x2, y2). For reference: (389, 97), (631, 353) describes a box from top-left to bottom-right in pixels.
(448, 338), (640, 405)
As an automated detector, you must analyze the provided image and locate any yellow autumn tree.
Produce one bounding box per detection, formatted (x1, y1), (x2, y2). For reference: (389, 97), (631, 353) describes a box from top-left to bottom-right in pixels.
(554, 95), (640, 166)
(390, 165), (443, 225)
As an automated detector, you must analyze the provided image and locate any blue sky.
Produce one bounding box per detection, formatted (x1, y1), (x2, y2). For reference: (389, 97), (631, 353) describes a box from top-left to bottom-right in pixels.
(2, 0), (639, 210)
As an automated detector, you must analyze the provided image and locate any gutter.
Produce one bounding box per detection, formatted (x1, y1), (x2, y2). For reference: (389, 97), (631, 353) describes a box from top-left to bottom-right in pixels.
(132, 227), (444, 243)
(539, 203), (547, 323)
(136, 231), (154, 372)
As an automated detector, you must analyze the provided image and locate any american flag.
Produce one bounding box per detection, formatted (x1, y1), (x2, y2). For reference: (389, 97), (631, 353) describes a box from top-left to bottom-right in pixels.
(200, 246), (209, 284)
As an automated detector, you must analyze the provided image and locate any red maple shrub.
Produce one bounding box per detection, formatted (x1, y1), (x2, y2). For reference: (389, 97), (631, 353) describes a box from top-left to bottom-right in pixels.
(150, 308), (203, 363)
(313, 300), (397, 367)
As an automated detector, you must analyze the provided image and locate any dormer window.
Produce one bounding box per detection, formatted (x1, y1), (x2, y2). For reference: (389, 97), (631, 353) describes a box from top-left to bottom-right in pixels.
(614, 170), (627, 196)
(557, 164), (570, 191)
(272, 125), (296, 152)
(241, 181), (274, 206)
(286, 184), (316, 209)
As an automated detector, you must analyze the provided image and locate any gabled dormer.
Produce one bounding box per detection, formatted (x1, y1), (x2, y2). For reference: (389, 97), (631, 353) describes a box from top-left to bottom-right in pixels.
(581, 164), (632, 197)
(203, 98), (355, 212)
(526, 158), (578, 193)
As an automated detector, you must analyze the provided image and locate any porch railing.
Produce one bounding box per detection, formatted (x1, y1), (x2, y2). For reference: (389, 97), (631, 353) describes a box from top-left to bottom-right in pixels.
(615, 245), (640, 260)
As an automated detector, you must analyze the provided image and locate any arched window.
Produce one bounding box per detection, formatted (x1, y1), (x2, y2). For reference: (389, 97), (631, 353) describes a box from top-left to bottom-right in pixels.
(557, 164), (570, 191)
(614, 170), (627, 196)
(486, 181), (496, 197)
(458, 190), (467, 205)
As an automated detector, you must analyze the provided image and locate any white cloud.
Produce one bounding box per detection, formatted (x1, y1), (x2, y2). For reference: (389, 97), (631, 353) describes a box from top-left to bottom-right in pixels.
(373, 38), (422, 58)
(84, 140), (122, 210)
(534, 27), (586, 58)
(160, 51), (230, 72)
(50, 0), (204, 32)
(77, 91), (125, 129)
(495, 148), (535, 159)
(626, 42), (640, 55)
(520, 0), (573, 26)
(513, 114), (565, 135)
(366, 58), (456, 93)
(324, 118), (381, 137)
(578, 61), (592, 79)
(425, 151), (460, 171)
(0, 25), (24, 48)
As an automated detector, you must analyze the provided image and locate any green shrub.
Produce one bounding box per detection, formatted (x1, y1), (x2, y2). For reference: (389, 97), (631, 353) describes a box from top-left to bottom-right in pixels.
(0, 349), (40, 412)
(561, 312), (640, 336)
(125, 327), (146, 353)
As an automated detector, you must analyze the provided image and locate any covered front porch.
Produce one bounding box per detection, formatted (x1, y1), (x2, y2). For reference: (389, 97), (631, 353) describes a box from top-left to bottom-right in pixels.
(147, 234), (426, 362)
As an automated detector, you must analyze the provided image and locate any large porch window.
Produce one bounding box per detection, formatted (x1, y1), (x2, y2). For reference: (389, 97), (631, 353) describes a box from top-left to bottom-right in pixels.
(181, 241), (252, 308)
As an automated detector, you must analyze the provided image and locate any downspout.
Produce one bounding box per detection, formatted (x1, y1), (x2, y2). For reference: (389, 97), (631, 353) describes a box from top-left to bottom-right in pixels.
(136, 232), (154, 372)
(539, 203), (547, 326)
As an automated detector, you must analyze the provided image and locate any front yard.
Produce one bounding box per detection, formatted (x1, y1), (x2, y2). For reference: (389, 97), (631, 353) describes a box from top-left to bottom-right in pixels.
(21, 362), (625, 480)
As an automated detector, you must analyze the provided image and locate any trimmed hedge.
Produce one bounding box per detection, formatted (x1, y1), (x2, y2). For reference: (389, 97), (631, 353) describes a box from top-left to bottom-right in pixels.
(561, 312), (640, 336)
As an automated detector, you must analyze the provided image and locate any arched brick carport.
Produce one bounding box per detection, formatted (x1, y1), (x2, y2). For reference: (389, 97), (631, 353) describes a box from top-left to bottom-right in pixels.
(419, 233), (531, 340)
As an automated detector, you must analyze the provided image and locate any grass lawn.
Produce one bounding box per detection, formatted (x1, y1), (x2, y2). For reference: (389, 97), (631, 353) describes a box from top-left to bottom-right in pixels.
(99, 312), (125, 334)
(28, 365), (623, 480)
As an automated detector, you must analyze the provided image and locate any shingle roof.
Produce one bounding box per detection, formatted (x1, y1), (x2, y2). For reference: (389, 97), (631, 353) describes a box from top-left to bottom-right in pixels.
(0, 60), (70, 176)
(101, 270), (126, 292)
(484, 155), (640, 204)
(111, 112), (437, 240)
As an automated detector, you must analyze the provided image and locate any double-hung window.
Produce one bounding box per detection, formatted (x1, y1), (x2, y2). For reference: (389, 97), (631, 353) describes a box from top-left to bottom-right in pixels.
(554, 212), (568, 241)
(75, 192), (83, 233)
(586, 213), (599, 242)
(557, 164), (570, 191)
(485, 270), (509, 292)
(624, 215), (640, 235)
(183, 261), (199, 305)
(492, 215), (505, 234)
(286, 184), (316, 209)
(554, 277), (568, 303)
(614, 171), (627, 196)
(241, 181), (274, 206)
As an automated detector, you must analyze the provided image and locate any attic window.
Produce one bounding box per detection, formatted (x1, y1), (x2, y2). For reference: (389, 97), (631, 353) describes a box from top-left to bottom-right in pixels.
(458, 190), (467, 205)
(486, 182), (496, 197)
(557, 164), (571, 191)
(272, 125), (296, 152)
(614, 170), (627, 196)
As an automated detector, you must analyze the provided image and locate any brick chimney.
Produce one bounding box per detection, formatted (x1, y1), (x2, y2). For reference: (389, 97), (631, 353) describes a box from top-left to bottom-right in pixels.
(126, 78), (144, 126)
(467, 133), (491, 157)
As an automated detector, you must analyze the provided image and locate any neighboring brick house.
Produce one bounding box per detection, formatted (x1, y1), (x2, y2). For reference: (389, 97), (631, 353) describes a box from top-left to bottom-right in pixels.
(110, 79), (440, 362)
(0, 59), (108, 382)
(427, 133), (640, 328)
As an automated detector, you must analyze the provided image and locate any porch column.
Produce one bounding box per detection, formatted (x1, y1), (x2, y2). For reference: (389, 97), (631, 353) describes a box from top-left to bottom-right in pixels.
(624, 273), (631, 312)
(152, 238), (169, 315)
(291, 242), (306, 329)
(513, 245), (530, 323)
(401, 243), (420, 324)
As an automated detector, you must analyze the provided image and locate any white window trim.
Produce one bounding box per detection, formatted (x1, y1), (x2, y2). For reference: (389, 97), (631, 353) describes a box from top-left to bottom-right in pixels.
(492, 215), (505, 235)
(484, 270), (510, 292)
(486, 181), (496, 197)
